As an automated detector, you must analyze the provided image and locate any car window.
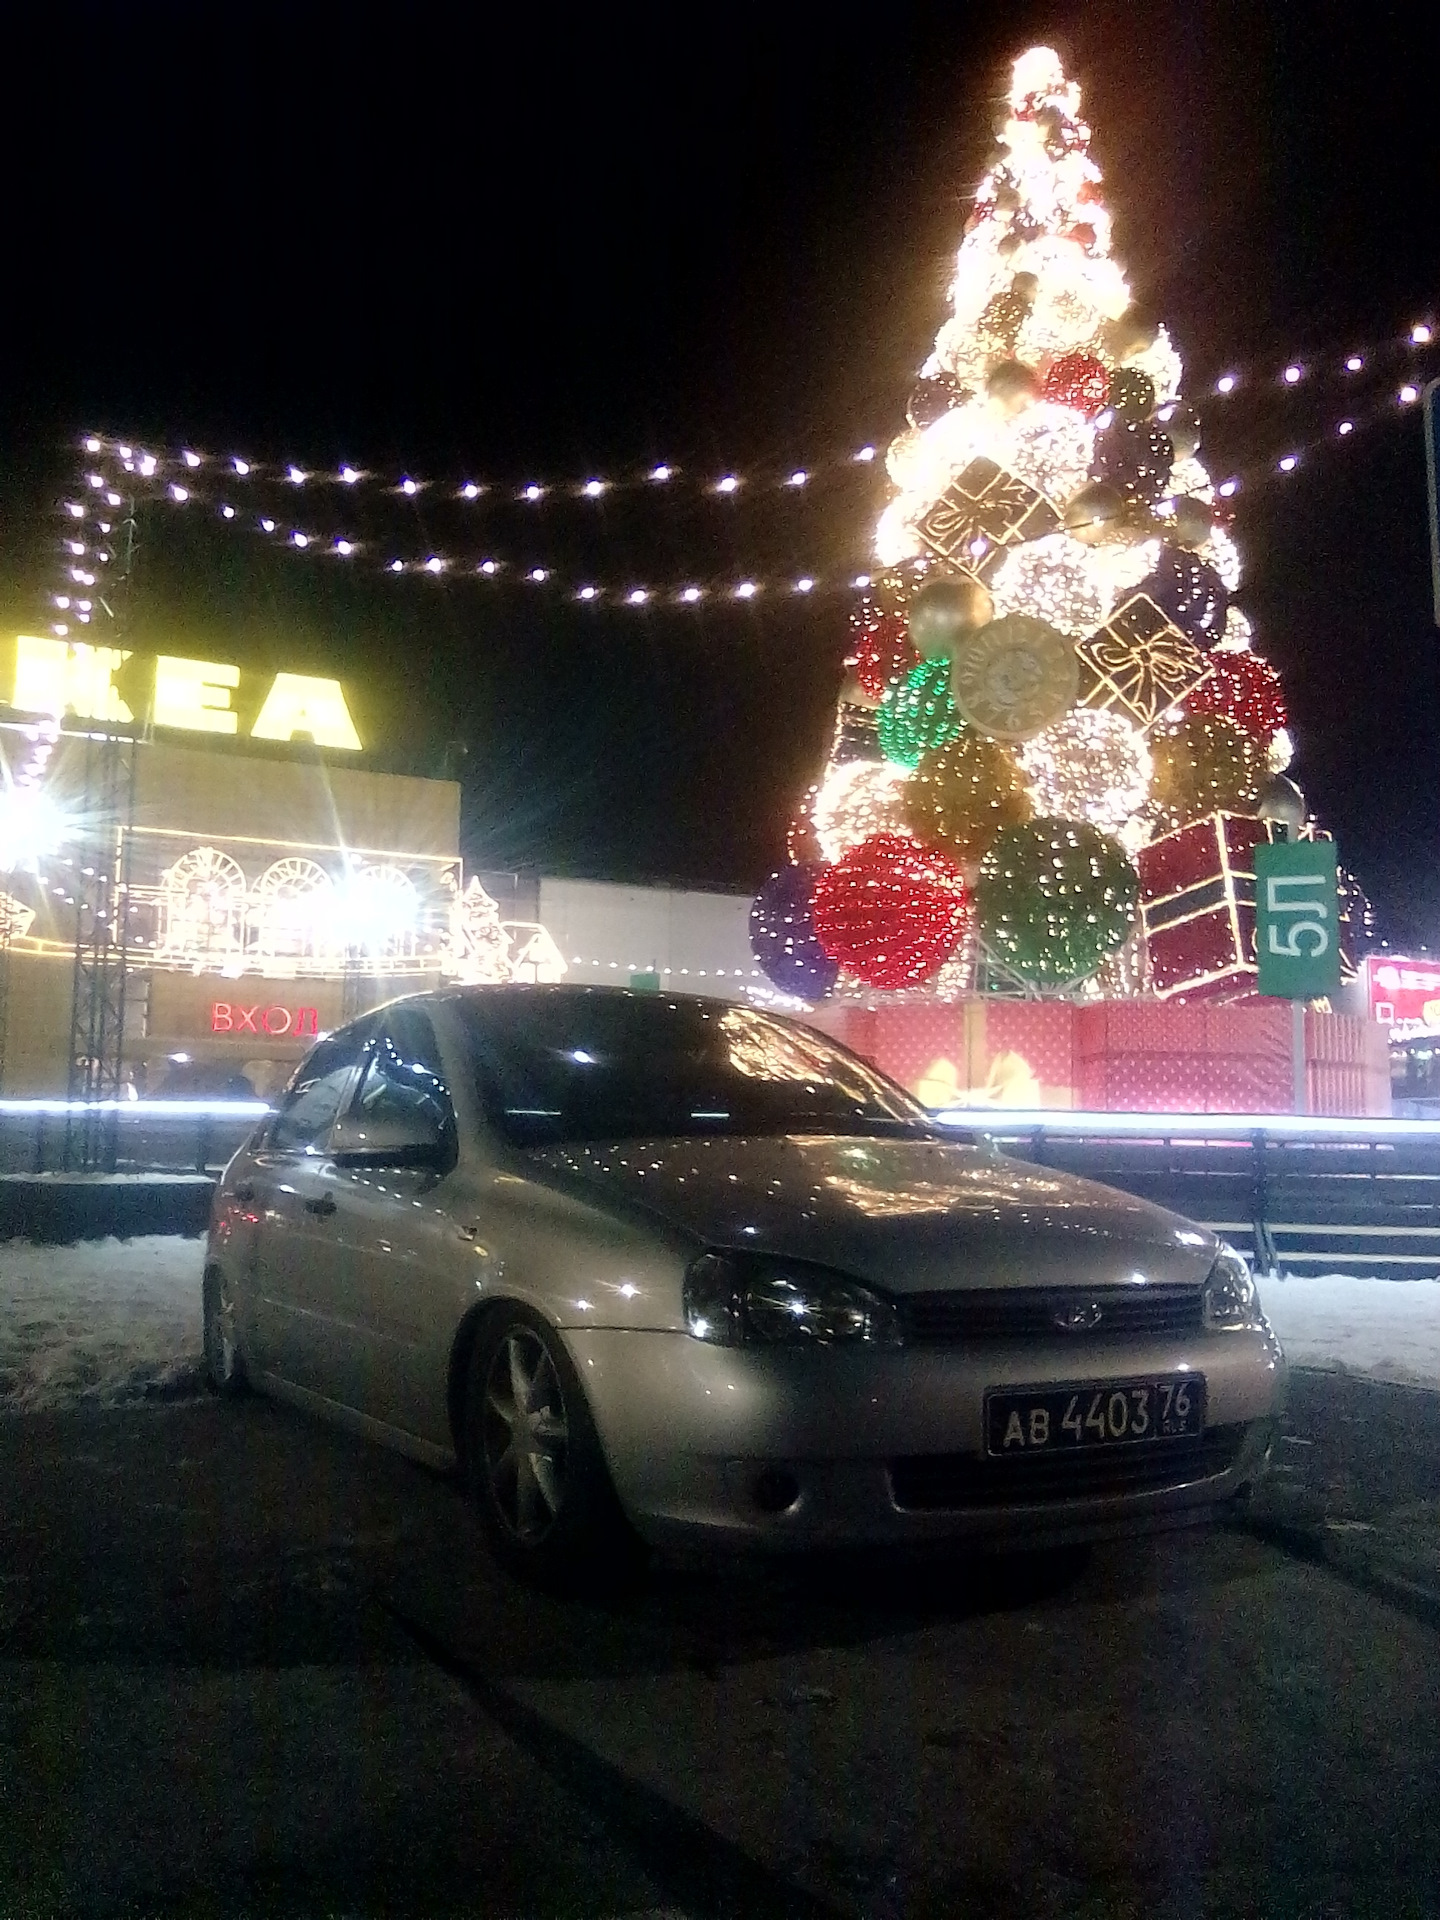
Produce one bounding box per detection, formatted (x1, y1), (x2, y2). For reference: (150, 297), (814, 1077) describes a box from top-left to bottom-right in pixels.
(455, 991), (937, 1147)
(268, 1032), (369, 1155)
(350, 1008), (458, 1166)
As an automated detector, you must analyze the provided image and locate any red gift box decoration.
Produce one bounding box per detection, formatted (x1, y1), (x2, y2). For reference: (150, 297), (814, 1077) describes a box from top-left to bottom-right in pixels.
(1137, 812), (1269, 1002)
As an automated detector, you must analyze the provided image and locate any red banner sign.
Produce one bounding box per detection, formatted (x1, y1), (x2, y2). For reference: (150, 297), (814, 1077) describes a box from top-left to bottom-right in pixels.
(1363, 957), (1440, 1036)
(211, 1002), (319, 1038)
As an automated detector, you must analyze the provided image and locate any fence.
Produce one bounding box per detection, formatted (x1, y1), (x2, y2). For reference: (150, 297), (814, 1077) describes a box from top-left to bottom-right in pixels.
(955, 1110), (1440, 1279)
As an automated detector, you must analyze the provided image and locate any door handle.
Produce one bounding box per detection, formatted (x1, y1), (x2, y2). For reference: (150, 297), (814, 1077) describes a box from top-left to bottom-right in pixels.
(304, 1193), (337, 1217)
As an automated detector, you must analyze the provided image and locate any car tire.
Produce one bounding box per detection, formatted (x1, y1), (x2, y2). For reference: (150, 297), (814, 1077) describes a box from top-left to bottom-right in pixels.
(202, 1265), (248, 1398)
(462, 1304), (639, 1587)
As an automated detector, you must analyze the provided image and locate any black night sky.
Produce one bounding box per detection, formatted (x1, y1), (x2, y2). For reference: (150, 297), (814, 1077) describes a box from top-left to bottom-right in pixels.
(4, 1), (1438, 937)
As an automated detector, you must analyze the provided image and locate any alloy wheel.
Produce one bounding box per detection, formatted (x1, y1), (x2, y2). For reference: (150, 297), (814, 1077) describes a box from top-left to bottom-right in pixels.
(481, 1327), (571, 1543)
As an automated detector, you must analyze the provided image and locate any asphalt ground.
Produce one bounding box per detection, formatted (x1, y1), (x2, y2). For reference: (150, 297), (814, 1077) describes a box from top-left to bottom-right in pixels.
(1, 1374), (1438, 1920)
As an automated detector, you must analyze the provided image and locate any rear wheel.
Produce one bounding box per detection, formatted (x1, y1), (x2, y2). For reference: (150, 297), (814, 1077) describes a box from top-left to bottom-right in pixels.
(202, 1266), (247, 1397)
(463, 1305), (638, 1585)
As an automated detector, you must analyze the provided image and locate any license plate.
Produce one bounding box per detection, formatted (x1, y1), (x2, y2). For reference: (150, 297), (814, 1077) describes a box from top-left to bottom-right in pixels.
(985, 1376), (1205, 1456)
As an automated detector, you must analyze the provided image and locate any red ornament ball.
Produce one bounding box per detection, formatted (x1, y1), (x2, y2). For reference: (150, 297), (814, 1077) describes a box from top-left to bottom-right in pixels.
(848, 599), (917, 701)
(1185, 651), (1288, 741)
(811, 832), (972, 990)
(1041, 351), (1111, 418)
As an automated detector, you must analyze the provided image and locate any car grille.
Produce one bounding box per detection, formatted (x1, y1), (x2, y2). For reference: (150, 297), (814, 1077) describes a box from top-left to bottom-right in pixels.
(889, 1425), (1247, 1511)
(897, 1284), (1204, 1343)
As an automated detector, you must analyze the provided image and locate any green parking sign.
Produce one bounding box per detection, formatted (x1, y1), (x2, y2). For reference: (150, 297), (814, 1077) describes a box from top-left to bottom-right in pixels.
(1255, 838), (1340, 999)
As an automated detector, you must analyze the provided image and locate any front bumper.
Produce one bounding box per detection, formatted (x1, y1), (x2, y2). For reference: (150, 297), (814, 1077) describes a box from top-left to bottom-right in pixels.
(564, 1321), (1286, 1551)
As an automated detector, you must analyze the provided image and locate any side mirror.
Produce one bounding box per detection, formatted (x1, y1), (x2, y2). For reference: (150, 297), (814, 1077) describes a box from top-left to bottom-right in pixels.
(330, 1107), (448, 1169)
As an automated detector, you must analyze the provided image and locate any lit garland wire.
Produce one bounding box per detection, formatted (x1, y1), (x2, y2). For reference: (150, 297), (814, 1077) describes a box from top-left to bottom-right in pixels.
(76, 332), (1432, 515)
(46, 368), (1434, 637)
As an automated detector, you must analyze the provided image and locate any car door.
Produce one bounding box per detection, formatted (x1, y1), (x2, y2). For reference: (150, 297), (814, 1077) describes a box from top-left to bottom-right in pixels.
(244, 1024), (372, 1388)
(318, 1005), (464, 1443)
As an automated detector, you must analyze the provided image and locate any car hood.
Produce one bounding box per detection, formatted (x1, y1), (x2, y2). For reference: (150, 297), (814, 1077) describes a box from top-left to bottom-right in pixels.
(524, 1134), (1216, 1293)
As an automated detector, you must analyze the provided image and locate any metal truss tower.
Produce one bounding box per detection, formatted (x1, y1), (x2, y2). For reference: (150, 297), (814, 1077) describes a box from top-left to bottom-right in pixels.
(63, 499), (141, 1172)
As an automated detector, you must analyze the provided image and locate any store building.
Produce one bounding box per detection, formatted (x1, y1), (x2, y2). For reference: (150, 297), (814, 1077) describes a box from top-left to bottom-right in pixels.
(0, 634), (561, 1098)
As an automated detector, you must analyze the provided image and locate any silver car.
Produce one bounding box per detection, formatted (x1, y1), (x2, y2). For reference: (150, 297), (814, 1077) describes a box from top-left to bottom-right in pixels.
(204, 985), (1285, 1578)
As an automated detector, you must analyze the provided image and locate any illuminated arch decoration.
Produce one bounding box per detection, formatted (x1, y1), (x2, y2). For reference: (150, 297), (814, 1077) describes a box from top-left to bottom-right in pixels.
(159, 846), (248, 965)
(337, 863), (420, 962)
(248, 857), (336, 965)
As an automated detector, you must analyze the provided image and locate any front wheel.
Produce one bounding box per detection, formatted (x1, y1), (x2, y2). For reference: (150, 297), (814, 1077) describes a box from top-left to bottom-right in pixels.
(202, 1266), (248, 1397)
(463, 1305), (638, 1585)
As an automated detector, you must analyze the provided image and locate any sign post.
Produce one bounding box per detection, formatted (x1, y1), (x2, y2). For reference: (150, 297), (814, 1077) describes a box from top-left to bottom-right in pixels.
(1255, 837), (1340, 1114)
(1425, 377), (1440, 629)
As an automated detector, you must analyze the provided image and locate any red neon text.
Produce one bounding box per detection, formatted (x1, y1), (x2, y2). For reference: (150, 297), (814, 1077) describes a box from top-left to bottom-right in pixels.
(211, 1002), (319, 1037)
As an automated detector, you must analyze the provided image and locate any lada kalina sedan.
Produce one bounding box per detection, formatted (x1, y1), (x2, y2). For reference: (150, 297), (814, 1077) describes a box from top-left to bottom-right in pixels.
(205, 985), (1285, 1578)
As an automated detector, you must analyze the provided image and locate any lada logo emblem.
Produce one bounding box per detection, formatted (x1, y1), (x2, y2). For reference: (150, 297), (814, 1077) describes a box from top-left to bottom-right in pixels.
(1053, 1298), (1104, 1332)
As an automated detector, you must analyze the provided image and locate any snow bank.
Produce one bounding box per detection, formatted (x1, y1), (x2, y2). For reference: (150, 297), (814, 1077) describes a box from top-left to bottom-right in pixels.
(0, 1235), (205, 1412)
(1260, 1272), (1440, 1391)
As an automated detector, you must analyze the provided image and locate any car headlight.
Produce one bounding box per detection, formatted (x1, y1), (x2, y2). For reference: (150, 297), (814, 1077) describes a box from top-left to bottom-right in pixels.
(683, 1252), (901, 1348)
(1202, 1245), (1263, 1330)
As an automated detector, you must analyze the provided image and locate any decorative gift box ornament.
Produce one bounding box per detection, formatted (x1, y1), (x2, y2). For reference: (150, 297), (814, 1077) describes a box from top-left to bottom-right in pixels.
(913, 457), (1061, 583)
(1136, 811), (1269, 1001)
(1074, 590), (1214, 729)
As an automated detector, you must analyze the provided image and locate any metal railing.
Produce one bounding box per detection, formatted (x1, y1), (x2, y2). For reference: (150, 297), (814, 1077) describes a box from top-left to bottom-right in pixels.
(945, 1109), (1440, 1279)
(0, 1099), (269, 1178)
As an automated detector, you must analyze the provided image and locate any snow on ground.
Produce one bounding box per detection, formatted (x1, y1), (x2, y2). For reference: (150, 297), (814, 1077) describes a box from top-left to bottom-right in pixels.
(0, 1235), (205, 1412)
(0, 1236), (1436, 1412)
(1261, 1272), (1440, 1391)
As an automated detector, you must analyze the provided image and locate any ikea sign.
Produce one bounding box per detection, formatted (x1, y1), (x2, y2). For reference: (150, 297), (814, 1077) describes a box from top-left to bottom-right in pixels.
(7, 635), (363, 751)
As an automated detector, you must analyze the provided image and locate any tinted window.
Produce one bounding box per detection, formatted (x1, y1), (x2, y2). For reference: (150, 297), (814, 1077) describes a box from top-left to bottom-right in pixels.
(269, 1033), (367, 1154)
(351, 1008), (457, 1165)
(455, 991), (932, 1146)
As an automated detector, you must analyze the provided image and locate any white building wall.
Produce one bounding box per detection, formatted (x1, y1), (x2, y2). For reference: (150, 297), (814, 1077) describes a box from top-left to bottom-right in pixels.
(537, 877), (762, 1001)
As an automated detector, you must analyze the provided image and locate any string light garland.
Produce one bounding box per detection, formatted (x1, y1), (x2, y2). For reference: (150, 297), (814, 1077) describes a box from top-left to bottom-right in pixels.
(48, 357), (1433, 637)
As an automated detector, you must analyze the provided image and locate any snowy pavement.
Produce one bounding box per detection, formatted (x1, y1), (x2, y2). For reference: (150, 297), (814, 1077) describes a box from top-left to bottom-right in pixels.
(0, 1235), (1436, 1413)
(0, 1234), (205, 1412)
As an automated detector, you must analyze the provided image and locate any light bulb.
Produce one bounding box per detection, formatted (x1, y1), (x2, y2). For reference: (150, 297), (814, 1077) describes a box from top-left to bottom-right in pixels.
(529, 568), (548, 582)
(1345, 354), (1364, 371)
(335, 540), (355, 556)
(233, 458), (250, 474)
(577, 586), (598, 600)
(260, 517), (276, 532)
(522, 484), (544, 501)
(649, 464), (673, 481)
(479, 560), (498, 575)
(787, 470), (808, 487)
(221, 505), (236, 519)
(582, 479), (607, 497)
(389, 559), (404, 573)
(401, 477), (419, 495)
(1282, 364), (1303, 384)
(1277, 454), (1298, 472)
(182, 450), (202, 468)
(680, 586), (703, 602)
(795, 577), (815, 593)
(1337, 419), (1355, 436)
(715, 475), (740, 494)
(1412, 324), (1432, 346)
(170, 484), (188, 502)
(1215, 374), (1238, 394)
(291, 531), (309, 547)
(459, 482), (481, 499)
(854, 445), (876, 462)
(341, 465), (361, 484)
(735, 581), (758, 599)
(425, 556), (445, 572)
(627, 588), (649, 604)
(1399, 384), (1419, 405)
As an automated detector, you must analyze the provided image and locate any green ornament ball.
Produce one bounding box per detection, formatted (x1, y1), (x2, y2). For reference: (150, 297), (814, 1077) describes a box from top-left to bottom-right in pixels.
(976, 817), (1140, 989)
(878, 659), (962, 770)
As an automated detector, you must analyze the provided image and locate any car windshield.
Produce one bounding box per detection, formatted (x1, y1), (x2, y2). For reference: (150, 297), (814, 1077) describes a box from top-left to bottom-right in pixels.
(455, 990), (936, 1146)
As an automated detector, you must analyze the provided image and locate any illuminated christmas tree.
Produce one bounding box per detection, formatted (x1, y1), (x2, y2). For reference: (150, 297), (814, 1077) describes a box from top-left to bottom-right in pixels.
(752, 46), (1298, 1004)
